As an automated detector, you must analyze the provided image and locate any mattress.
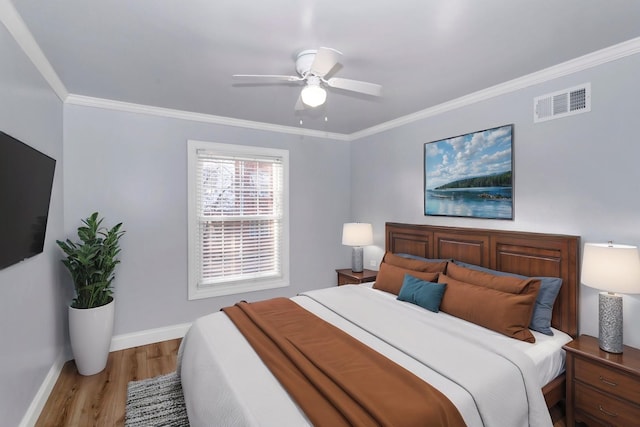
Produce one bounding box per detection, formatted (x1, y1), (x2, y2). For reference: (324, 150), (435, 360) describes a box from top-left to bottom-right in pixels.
(365, 282), (573, 388)
(179, 284), (570, 427)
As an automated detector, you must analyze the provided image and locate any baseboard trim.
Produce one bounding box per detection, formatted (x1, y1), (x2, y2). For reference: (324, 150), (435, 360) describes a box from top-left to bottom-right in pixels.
(20, 322), (192, 427)
(18, 352), (66, 427)
(110, 322), (192, 352)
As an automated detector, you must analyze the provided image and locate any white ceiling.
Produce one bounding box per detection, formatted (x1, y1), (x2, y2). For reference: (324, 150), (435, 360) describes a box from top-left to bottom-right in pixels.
(7, 0), (640, 136)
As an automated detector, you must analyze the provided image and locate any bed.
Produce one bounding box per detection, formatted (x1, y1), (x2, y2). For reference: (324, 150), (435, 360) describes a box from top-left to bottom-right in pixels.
(178, 223), (580, 426)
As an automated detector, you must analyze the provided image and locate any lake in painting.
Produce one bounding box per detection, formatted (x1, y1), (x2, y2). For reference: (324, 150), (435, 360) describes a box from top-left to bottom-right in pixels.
(425, 186), (512, 219)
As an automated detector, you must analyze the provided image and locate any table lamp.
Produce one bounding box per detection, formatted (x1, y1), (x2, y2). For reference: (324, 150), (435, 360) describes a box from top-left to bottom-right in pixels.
(342, 223), (373, 273)
(581, 242), (640, 353)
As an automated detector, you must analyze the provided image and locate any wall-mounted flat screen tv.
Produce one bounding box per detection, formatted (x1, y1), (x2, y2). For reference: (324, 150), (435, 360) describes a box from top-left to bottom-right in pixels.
(0, 131), (56, 270)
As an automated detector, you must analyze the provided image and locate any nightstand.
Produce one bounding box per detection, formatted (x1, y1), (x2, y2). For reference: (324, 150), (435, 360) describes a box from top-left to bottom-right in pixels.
(564, 335), (640, 426)
(336, 268), (377, 286)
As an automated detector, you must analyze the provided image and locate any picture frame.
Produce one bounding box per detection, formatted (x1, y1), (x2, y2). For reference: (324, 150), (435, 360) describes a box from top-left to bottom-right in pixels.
(424, 124), (513, 219)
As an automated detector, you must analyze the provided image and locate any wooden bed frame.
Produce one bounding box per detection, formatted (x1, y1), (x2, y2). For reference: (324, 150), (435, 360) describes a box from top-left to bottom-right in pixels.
(385, 222), (580, 408)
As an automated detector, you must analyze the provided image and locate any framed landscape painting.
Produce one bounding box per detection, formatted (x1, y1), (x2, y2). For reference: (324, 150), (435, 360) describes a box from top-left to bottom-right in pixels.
(424, 124), (513, 219)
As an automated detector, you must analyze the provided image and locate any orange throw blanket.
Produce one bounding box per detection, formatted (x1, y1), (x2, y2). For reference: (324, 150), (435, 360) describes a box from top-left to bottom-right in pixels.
(222, 297), (466, 427)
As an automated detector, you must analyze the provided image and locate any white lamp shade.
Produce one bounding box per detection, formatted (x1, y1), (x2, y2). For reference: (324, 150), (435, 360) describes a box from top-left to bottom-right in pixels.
(342, 223), (373, 247)
(300, 84), (327, 107)
(581, 242), (640, 294)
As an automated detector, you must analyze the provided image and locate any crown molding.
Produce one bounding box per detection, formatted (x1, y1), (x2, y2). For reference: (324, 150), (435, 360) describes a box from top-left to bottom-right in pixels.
(350, 36), (640, 141)
(65, 95), (350, 141)
(0, 0), (68, 101)
(4, 0), (639, 142)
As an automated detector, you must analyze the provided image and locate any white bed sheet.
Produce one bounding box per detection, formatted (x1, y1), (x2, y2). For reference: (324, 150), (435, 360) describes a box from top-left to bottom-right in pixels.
(361, 282), (573, 388)
(179, 285), (567, 427)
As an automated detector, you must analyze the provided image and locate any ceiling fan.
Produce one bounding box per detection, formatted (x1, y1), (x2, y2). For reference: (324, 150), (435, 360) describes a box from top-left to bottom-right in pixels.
(233, 47), (382, 110)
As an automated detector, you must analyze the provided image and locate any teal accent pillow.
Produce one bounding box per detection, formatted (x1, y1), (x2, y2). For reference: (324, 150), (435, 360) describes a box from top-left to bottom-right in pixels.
(454, 261), (562, 335)
(397, 274), (447, 313)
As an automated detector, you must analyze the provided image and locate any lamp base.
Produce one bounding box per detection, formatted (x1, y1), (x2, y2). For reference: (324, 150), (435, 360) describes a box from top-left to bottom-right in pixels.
(599, 292), (623, 353)
(351, 246), (364, 273)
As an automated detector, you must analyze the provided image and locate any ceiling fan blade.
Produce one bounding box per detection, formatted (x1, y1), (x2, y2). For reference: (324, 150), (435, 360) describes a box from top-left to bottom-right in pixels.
(233, 74), (302, 82)
(294, 95), (306, 111)
(326, 77), (382, 97)
(309, 47), (342, 77)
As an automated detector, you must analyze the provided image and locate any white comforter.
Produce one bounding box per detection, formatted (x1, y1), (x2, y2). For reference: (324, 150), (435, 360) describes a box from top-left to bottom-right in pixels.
(179, 285), (562, 427)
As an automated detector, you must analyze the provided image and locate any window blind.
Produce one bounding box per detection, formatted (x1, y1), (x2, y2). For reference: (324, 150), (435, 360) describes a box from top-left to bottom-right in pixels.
(194, 149), (284, 288)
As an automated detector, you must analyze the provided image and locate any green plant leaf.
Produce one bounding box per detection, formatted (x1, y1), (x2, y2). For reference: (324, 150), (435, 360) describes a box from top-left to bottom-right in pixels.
(57, 212), (125, 309)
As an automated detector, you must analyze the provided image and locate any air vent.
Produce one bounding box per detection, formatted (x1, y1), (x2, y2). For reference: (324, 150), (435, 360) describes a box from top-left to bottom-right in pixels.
(534, 83), (591, 123)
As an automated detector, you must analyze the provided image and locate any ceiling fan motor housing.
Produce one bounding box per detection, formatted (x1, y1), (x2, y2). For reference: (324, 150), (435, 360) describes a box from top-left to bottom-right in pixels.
(296, 50), (318, 77)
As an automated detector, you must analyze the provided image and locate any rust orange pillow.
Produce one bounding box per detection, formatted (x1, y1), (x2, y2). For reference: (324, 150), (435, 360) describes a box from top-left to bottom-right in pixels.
(445, 262), (538, 294)
(382, 252), (448, 273)
(438, 273), (540, 343)
(373, 262), (439, 295)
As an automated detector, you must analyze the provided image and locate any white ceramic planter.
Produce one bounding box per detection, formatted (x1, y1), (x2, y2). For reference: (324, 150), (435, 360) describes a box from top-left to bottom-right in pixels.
(68, 298), (115, 376)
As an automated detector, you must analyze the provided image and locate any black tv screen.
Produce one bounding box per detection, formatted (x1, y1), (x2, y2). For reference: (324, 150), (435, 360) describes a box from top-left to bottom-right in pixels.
(0, 131), (56, 270)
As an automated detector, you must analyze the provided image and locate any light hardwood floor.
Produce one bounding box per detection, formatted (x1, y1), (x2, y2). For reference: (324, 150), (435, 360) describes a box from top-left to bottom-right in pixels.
(35, 338), (181, 427)
(35, 337), (567, 427)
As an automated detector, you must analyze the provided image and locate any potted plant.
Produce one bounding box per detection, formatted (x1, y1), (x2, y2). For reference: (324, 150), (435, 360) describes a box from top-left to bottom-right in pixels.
(56, 212), (125, 375)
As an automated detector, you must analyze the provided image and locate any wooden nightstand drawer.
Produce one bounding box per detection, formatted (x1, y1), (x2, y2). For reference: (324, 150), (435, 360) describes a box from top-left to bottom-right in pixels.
(565, 336), (640, 426)
(575, 357), (640, 404)
(338, 275), (353, 286)
(336, 269), (377, 286)
(575, 382), (640, 426)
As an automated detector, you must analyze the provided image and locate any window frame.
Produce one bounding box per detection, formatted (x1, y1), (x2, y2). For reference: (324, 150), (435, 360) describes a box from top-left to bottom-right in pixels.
(187, 140), (289, 300)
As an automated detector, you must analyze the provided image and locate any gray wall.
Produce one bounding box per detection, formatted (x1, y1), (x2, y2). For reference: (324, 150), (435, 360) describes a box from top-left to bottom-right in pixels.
(352, 53), (640, 348)
(0, 25), (65, 427)
(63, 105), (352, 334)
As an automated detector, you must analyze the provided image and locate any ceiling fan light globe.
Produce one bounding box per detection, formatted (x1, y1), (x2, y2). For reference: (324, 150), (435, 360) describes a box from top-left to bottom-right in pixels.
(301, 85), (327, 107)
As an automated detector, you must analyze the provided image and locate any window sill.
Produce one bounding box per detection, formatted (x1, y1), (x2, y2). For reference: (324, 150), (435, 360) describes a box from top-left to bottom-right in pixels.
(188, 278), (290, 300)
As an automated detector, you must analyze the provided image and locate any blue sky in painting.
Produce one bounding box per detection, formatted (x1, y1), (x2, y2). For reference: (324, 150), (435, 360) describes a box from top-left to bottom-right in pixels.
(425, 125), (512, 189)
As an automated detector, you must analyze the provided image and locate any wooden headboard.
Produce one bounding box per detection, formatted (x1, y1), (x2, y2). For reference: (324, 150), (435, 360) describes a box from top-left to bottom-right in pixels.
(385, 222), (580, 338)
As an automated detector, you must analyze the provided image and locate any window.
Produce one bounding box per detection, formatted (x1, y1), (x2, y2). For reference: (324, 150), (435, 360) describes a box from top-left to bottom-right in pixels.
(188, 140), (289, 299)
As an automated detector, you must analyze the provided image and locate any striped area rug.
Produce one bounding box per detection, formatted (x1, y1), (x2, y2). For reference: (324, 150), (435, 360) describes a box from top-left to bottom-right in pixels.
(125, 371), (189, 427)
